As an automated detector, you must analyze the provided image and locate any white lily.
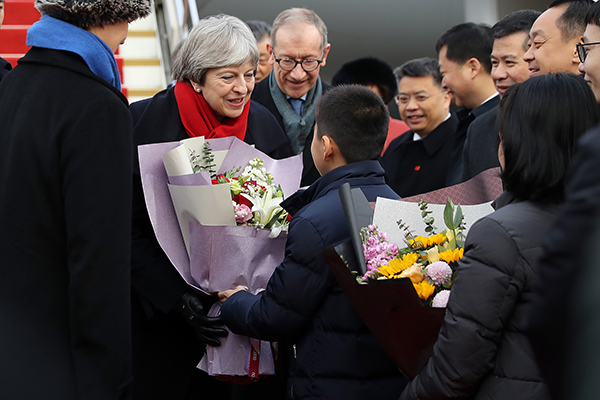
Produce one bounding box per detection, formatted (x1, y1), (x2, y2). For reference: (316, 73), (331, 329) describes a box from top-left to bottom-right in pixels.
(241, 186), (286, 235)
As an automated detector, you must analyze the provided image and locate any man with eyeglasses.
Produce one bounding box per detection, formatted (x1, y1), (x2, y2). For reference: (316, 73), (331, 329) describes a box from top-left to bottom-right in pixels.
(462, 10), (540, 182)
(436, 23), (499, 187)
(523, 0), (592, 78)
(381, 57), (457, 197)
(578, 1), (600, 103)
(251, 7), (331, 186)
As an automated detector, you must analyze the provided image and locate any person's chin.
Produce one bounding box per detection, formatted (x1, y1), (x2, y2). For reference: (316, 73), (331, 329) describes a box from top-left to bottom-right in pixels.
(285, 82), (310, 97)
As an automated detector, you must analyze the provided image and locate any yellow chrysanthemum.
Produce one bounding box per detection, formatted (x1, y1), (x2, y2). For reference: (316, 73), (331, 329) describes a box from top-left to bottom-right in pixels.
(414, 280), (436, 300)
(379, 252), (419, 277)
(439, 247), (464, 263)
(409, 234), (446, 249)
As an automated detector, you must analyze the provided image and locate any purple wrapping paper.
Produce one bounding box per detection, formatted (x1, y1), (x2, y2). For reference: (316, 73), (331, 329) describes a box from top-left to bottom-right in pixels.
(189, 222), (286, 376)
(138, 141), (193, 284)
(138, 137), (302, 377)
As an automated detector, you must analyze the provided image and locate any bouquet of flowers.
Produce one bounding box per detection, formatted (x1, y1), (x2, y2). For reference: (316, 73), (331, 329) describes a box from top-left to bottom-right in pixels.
(138, 136), (302, 379)
(360, 199), (465, 308)
(325, 171), (501, 379)
(189, 143), (290, 237)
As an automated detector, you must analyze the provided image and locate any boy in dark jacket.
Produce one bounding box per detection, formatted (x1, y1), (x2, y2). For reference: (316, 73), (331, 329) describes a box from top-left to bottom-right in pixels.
(219, 85), (407, 400)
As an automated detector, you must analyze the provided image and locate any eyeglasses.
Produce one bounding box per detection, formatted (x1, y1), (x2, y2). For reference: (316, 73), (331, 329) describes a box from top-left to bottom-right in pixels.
(273, 52), (324, 72)
(395, 90), (446, 105)
(577, 42), (600, 63)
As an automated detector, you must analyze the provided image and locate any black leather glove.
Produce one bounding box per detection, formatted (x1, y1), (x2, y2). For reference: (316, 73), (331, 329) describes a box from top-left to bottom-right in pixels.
(175, 291), (228, 348)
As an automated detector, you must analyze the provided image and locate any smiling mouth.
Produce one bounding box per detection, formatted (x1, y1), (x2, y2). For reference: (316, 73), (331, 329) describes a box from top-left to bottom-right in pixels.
(227, 98), (245, 105)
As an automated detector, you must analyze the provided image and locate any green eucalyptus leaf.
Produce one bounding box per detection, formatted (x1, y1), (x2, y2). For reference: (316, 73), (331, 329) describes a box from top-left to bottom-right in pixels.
(444, 199), (455, 230)
(454, 205), (463, 229)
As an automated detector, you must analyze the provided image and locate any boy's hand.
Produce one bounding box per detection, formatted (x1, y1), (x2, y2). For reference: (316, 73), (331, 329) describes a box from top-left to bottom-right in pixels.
(218, 285), (248, 304)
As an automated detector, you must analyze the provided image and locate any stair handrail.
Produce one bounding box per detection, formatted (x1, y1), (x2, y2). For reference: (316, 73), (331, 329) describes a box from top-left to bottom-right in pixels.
(156, 0), (200, 81)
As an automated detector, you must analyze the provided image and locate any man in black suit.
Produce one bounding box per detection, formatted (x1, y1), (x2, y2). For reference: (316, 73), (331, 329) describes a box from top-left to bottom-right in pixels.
(436, 23), (499, 186)
(381, 57), (457, 197)
(462, 10), (540, 182)
(251, 7), (331, 186)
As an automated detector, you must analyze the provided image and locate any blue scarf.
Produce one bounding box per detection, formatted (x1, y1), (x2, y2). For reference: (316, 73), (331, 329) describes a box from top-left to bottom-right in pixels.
(27, 15), (122, 90)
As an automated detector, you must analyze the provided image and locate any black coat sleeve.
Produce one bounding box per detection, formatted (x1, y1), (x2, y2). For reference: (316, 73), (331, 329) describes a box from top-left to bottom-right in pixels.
(129, 94), (191, 315)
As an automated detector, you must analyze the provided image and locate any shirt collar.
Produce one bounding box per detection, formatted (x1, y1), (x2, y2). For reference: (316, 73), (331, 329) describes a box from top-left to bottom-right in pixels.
(286, 93), (308, 101)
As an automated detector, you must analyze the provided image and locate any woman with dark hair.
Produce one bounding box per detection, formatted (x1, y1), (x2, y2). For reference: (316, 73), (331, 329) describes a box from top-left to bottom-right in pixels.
(400, 73), (599, 400)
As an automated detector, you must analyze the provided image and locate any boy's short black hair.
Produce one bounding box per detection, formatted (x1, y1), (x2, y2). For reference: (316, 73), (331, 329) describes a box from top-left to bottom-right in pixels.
(436, 23), (493, 74)
(315, 85), (388, 163)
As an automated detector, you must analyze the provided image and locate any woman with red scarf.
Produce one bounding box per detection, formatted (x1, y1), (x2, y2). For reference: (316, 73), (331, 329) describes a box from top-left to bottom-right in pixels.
(129, 14), (291, 400)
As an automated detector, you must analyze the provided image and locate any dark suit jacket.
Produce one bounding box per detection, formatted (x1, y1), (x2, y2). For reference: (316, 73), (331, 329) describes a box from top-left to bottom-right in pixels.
(445, 94), (500, 186)
(251, 76), (332, 187)
(381, 114), (459, 197)
(462, 105), (500, 181)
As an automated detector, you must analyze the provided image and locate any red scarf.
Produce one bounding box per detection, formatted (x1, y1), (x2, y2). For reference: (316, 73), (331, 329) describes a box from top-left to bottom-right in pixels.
(174, 81), (250, 140)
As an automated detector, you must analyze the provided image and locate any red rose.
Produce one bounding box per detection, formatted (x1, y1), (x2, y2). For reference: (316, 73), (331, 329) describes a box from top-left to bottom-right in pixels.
(232, 193), (252, 208)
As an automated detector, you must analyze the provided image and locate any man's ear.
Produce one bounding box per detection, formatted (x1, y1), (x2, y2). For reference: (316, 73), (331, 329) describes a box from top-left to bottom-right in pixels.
(466, 57), (482, 79)
(267, 42), (275, 66)
(320, 43), (332, 67)
(572, 37), (583, 66)
(321, 135), (335, 161)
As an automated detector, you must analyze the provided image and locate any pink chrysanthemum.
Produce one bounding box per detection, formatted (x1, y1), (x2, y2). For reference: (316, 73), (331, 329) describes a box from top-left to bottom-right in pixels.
(424, 261), (453, 285)
(431, 290), (451, 308)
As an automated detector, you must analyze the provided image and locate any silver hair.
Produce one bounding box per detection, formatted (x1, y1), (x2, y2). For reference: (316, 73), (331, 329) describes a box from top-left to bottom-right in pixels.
(271, 8), (327, 53)
(172, 14), (259, 83)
